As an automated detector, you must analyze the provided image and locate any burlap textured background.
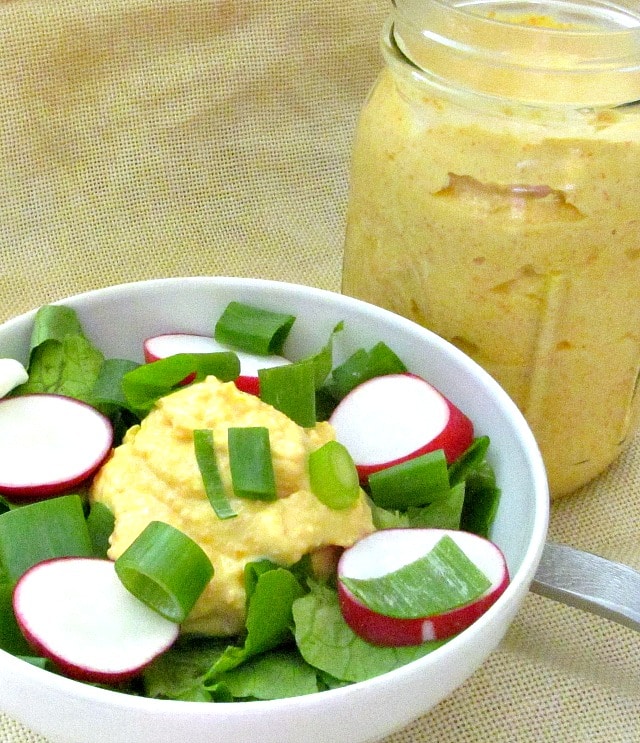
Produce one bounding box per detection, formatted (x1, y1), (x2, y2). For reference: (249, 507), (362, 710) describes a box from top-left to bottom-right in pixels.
(0, 1), (638, 741)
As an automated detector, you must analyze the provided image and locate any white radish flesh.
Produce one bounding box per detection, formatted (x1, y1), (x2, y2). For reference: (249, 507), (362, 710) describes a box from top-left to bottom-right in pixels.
(329, 373), (474, 481)
(0, 359), (28, 398)
(13, 557), (179, 683)
(143, 333), (289, 394)
(0, 394), (113, 499)
(337, 528), (509, 646)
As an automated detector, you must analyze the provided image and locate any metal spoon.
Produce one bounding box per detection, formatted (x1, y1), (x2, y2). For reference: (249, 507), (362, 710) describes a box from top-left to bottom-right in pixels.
(530, 541), (640, 632)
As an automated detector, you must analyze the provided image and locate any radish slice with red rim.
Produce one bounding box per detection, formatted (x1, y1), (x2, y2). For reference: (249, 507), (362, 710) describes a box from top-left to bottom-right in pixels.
(337, 528), (509, 646)
(143, 333), (289, 394)
(329, 373), (474, 482)
(0, 394), (113, 499)
(13, 557), (179, 683)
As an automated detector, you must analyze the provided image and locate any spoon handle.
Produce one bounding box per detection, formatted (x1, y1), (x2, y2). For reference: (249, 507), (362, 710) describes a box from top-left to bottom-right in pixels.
(530, 541), (640, 632)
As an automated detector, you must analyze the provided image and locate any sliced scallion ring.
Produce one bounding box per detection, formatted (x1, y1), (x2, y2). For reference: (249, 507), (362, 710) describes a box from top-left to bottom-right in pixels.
(308, 440), (360, 510)
(114, 521), (214, 624)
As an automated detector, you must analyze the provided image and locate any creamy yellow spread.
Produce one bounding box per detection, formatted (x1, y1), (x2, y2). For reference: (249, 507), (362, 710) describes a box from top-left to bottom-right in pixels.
(91, 376), (374, 635)
(343, 54), (640, 496)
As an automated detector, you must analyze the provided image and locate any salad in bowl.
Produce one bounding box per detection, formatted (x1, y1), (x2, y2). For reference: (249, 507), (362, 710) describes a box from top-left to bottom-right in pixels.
(0, 277), (548, 743)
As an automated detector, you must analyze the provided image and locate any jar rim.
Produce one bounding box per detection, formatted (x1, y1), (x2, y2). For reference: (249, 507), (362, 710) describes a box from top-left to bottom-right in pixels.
(391, 0), (640, 106)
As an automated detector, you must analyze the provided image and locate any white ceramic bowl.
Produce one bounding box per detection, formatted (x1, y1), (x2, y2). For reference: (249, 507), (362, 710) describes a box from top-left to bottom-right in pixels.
(0, 277), (549, 743)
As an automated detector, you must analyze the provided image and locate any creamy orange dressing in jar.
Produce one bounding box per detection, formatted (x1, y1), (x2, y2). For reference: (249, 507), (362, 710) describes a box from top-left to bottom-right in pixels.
(342, 1), (640, 496)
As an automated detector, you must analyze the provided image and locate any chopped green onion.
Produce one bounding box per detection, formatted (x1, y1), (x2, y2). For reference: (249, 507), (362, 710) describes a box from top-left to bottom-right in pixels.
(259, 359), (316, 428)
(303, 321), (344, 388)
(122, 352), (240, 416)
(115, 521), (214, 623)
(214, 301), (295, 356)
(228, 427), (277, 502)
(308, 440), (360, 510)
(368, 450), (450, 510)
(323, 342), (407, 401)
(340, 534), (491, 619)
(0, 494), (93, 583)
(193, 429), (237, 519)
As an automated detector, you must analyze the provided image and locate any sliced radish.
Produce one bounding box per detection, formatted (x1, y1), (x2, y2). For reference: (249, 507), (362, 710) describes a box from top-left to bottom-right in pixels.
(143, 333), (289, 394)
(337, 528), (509, 646)
(329, 373), (473, 482)
(13, 557), (179, 683)
(0, 358), (28, 398)
(0, 394), (113, 499)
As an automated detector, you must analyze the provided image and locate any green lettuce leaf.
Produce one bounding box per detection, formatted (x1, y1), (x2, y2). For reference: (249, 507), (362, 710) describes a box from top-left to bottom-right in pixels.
(16, 335), (104, 402)
(207, 564), (306, 677)
(213, 649), (319, 700)
(14, 305), (104, 403)
(292, 582), (446, 683)
(142, 637), (225, 701)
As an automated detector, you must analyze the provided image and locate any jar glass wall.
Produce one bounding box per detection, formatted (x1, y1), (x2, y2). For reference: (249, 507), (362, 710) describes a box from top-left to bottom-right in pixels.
(342, 1), (640, 496)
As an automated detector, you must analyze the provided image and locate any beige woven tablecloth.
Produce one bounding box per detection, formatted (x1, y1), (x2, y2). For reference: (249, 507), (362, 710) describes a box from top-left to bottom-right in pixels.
(0, 1), (639, 741)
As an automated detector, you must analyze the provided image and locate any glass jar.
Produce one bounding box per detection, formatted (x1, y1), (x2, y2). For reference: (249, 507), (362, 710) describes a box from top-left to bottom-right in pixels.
(342, 0), (640, 497)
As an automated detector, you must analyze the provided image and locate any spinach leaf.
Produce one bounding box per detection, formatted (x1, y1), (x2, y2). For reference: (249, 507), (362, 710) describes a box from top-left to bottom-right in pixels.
(16, 335), (104, 402)
(213, 649), (319, 700)
(27, 305), (83, 352)
(142, 637), (225, 701)
(208, 565), (306, 677)
(292, 583), (446, 683)
(406, 481), (465, 530)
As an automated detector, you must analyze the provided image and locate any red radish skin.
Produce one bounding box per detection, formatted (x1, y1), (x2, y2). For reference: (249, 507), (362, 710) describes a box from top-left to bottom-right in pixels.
(143, 333), (289, 394)
(337, 529), (509, 646)
(0, 394), (113, 500)
(13, 557), (179, 683)
(329, 373), (474, 482)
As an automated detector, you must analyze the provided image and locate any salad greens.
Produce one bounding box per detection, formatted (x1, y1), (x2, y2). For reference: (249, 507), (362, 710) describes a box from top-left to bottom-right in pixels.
(0, 301), (502, 701)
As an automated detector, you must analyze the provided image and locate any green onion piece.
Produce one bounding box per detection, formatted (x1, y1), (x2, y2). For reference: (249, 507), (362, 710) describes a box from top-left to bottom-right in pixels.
(115, 521), (214, 623)
(323, 342), (407, 401)
(340, 534), (492, 619)
(214, 301), (295, 356)
(86, 502), (116, 558)
(0, 494), (93, 583)
(228, 427), (277, 502)
(193, 429), (237, 519)
(259, 359), (316, 428)
(368, 450), (450, 510)
(122, 352), (240, 416)
(303, 321), (344, 388)
(308, 440), (360, 510)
